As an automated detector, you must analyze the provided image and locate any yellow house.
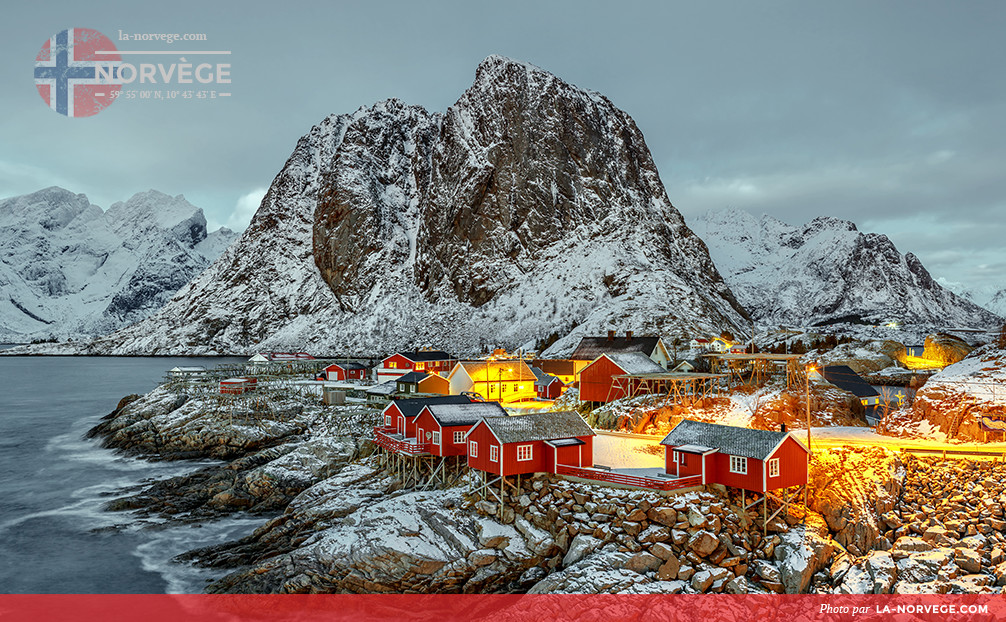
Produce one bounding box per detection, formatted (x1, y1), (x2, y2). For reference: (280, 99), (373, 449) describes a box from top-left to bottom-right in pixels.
(447, 360), (538, 403)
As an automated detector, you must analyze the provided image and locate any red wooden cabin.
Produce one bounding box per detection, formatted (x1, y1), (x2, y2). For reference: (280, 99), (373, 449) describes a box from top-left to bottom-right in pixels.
(376, 350), (455, 383)
(534, 374), (564, 400)
(467, 411), (595, 477)
(413, 402), (508, 457)
(379, 395), (474, 438)
(578, 352), (665, 403)
(322, 362), (367, 381)
(659, 420), (808, 493)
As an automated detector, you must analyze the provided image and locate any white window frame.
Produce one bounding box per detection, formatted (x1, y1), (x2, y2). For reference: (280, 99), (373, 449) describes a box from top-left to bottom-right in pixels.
(672, 450), (680, 464)
(385, 415), (392, 427)
(517, 444), (533, 462)
(768, 458), (780, 478)
(432, 430), (440, 445)
(469, 441), (478, 457)
(729, 455), (747, 475)
(490, 445), (499, 462)
(453, 431), (465, 444)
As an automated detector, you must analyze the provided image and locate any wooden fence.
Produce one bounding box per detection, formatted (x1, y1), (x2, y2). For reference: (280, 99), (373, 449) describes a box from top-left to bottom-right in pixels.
(555, 465), (702, 491)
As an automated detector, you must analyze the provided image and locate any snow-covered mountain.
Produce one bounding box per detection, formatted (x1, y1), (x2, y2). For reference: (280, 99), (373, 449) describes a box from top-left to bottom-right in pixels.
(954, 285), (1006, 319)
(83, 56), (749, 356)
(690, 209), (1002, 329)
(0, 187), (236, 342)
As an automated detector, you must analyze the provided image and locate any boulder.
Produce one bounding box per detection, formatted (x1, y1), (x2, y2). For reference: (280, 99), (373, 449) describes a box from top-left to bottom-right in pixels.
(656, 555), (680, 580)
(624, 552), (662, 574)
(562, 534), (602, 568)
(687, 530), (720, 557)
(773, 513), (836, 594)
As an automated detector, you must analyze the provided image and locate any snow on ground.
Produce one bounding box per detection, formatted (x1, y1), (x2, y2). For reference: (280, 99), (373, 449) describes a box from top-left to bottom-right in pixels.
(591, 433), (664, 470)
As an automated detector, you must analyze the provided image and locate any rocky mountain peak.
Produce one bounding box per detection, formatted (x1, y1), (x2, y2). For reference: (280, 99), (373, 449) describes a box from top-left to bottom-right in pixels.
(85, 56), (749, 356)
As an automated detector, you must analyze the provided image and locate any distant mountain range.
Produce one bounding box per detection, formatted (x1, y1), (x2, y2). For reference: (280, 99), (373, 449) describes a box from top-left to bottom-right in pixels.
(954, 284), (1006, 320)
(7, 58), (1000, 356)
(0, 187), (236, 343)
(690, 209), (1002, 330)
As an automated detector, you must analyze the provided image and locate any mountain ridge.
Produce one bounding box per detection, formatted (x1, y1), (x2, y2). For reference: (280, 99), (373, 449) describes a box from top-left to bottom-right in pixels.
(78, 56), (750, 356)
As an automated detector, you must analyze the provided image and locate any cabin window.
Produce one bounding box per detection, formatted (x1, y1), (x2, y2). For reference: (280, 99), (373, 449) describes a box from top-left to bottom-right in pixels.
(469, 441), (478, 457)
(415, 362), (425, 371)
(672, 451), (679, 464)
(432, 431), (440, 445)
(489, 384), (495, 394)
(454, 431), (465, 444)
(768, 458), (779, 478)
(517, 444), (533, 461)
(388, 361), (397, 369)
(384, 415), (392, 427)
(513, 383), (518, 392)
(502, 384), (507, 393)
(490, 445), (499, 462)
(729, 455), (747, 475)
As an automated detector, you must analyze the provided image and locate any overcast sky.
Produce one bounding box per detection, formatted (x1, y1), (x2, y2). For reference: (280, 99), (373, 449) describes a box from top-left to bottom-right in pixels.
(3, 1), (1004, 295)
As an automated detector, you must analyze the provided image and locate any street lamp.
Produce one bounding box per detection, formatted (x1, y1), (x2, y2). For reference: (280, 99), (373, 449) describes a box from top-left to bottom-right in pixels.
(805, 364), (815, 452)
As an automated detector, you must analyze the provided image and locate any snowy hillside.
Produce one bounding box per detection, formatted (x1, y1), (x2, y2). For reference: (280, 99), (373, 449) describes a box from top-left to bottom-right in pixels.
(690, 209), (1001, 330)
(0, 187), (236, 342)
(80, 56), (749, 356)
(955, 285), (1006, 319)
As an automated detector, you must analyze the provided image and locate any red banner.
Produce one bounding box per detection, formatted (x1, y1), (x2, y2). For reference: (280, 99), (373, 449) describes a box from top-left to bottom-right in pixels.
(0, 594), (1002, 622)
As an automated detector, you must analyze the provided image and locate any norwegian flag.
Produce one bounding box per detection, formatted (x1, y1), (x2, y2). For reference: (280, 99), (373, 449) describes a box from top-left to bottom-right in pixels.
(34, 28), (122, 118)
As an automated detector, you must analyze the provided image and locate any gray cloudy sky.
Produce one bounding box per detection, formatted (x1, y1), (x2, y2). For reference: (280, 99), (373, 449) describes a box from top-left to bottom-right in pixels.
(3, 0), (1004, 294)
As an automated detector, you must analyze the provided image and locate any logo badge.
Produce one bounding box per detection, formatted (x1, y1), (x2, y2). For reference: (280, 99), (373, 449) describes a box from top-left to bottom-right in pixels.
(34, 28), (122, 117)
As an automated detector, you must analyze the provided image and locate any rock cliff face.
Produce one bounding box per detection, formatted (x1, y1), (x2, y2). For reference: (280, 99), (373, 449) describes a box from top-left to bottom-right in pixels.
(0, 187), (235, 342)
(690, 209), (1002, 330)
(84, 56), (748, 356)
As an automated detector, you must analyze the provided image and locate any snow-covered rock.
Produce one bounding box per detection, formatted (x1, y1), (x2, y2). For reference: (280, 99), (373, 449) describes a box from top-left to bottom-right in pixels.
(0, 187), (235, 342)
(81, 56), (749, 356)
(690, 209), (1001, 329)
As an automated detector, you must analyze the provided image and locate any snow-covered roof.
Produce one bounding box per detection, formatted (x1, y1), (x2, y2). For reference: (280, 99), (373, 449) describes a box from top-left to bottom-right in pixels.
(366, 380), (398, 395)
(674, 444), (714, 453)
(659, 419), (799, 461)
(603, 352), (665, 375)
(571, 336), (661, 360)
(423, 402), (508, 426)
(481, 410), (594, 444)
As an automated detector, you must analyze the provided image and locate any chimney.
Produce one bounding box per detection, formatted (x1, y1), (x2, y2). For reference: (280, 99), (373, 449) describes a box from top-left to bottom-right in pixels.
(626, 330), (633, 341)
(781, 423), (787, 433)
(607, 330), (615, 341)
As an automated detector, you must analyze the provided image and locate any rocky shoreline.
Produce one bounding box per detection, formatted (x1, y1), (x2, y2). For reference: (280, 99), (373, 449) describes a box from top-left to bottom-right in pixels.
(89, 386), (1006, 594)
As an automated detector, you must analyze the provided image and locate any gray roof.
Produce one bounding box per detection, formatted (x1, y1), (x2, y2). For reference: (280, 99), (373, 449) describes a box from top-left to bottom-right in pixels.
(603, 352), (665, 375)
(389, 395), (473, 418)
(481, 410), (595, 444)
(659, 420), (797, 461)
(328, 361), (367, 370)
(423, 402), (508, 426)
(396, 371), (430, 384)
(545, 438), (585, 447)
(570, 336), (662, 360)
(396, 350), (453, 362)
(821, 365), (881, 399)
